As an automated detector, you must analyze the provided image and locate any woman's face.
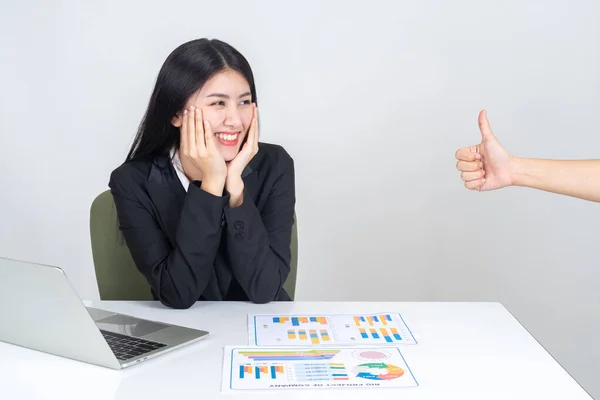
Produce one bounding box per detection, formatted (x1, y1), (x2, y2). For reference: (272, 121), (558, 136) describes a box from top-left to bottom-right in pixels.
(174, 69), (253, 162)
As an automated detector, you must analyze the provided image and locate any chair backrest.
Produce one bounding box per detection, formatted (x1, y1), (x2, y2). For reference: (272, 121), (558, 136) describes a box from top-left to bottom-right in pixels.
(90, 190), (299, 301)
(284, 211), (299, 300)
(90, 190), (153, 300)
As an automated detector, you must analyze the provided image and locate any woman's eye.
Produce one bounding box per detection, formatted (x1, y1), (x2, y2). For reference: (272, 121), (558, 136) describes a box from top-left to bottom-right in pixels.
(211, 101), (225, 106)
(240, 100), (251, 105)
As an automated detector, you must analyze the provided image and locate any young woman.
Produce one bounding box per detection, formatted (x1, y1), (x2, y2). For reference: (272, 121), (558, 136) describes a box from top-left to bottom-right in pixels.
(109, 38), (296, 308)
(456, 109), (600, 203)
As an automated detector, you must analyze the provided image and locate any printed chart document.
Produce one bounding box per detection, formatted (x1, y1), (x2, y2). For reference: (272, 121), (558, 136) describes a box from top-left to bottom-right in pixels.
(222, 346), (418, 392)
(248, 313), (417, 347)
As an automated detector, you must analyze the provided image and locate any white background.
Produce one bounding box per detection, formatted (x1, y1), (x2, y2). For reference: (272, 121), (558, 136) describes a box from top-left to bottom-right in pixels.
(1, 0), (598, 397)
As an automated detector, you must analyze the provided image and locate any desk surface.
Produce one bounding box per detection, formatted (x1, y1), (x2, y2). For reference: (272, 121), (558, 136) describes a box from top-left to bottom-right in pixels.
(0, 301), (592, 399)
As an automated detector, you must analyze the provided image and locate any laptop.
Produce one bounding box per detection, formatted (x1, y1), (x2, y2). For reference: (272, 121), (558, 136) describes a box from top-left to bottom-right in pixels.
(0, 257), (209, 369)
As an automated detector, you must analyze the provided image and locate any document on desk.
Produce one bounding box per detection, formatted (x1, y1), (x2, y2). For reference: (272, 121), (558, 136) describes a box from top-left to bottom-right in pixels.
(248, 313), (417, 347)
(222, 346), (418, 392)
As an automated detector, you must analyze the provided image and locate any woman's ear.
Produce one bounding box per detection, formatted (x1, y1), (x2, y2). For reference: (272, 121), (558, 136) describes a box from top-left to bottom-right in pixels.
(171, 112), (182, 128)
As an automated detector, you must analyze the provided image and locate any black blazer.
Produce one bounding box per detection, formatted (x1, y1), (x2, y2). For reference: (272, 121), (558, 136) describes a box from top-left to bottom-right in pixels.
(108, 142), (295, 308)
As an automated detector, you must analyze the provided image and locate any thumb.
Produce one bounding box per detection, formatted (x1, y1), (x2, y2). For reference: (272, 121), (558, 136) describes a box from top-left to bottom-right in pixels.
(478, 109), (496, 141)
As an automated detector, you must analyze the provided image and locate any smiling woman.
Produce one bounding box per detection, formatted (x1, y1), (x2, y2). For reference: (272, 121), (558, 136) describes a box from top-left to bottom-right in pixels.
(108, 38), (296, 308)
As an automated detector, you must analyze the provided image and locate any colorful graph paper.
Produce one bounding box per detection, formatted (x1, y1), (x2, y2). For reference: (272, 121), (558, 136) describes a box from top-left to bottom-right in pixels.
(224, 346), (418, 392)
(250, 313), (416, 346)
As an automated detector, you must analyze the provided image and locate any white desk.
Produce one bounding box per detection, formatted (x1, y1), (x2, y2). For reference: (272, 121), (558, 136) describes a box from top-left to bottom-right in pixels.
(0, 301), (592, 399)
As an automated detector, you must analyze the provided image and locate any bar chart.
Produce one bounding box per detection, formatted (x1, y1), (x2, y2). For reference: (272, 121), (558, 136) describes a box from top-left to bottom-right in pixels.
(353, 314), (394, 326)
(237, 349), (341, 362)
(273, 316), (328, 326)
(358, 327), (403, 342)
(251, 313), (416, 346)
(239, 364), (285, 380)
(286, 328), (332, 344)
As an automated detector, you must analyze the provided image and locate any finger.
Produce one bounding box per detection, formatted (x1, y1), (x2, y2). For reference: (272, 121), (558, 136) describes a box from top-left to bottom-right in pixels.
(203, 118), (216, 151)
(461, 170), (485, 181)
(478, 109), (495, 140)
(465, 178), (486, 190)
(250, 104), (259, 149)
(456, 160), (482, 172)
(195, 107), (206, 154)
(180, 109), (189, 153)
(455, 147), (480, 161)
(239, 104), (257, 155)
(187, 106), (197, 155)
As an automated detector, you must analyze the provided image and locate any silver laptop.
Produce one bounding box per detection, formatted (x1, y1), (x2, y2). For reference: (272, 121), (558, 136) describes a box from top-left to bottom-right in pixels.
(0, 257), (209, 369)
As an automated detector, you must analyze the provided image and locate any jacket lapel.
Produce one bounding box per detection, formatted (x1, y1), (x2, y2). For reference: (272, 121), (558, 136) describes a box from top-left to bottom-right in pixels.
(144, 155), (186, 247)
(241, 164), (258, 201)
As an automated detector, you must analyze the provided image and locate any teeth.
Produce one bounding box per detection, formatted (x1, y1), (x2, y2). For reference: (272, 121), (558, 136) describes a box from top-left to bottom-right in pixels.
(216, 133), (238, 141)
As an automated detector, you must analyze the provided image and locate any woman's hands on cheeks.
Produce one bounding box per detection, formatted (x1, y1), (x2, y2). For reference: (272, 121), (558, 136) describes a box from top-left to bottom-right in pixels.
(179, 106), (227, 196)
(226, 103), (259, 208)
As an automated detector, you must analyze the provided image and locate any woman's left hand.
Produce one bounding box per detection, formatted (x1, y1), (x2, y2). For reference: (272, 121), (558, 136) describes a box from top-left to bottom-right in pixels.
(226, 103), (259, 206)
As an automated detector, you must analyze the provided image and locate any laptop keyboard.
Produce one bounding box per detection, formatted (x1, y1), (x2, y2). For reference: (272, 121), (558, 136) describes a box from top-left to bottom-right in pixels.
(100, 330), (167, 361)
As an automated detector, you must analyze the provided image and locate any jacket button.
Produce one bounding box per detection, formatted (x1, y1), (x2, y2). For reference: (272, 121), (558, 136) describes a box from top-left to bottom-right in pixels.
(234, 221), (244, 230)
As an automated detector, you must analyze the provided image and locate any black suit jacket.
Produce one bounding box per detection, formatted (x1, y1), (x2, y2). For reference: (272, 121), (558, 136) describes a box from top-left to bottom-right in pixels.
(108, 142), (295, 308)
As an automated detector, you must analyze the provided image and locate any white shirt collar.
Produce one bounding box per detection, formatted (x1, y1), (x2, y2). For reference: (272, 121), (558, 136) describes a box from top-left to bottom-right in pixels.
(170, 148), (189, 191)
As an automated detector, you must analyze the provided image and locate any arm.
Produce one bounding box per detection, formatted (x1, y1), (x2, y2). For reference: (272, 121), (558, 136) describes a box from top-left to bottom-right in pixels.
(223, 149), (296, 304)
(109, 171), (228, 309)
(456, 110), (600, 203)
(511, 157), (600, 202)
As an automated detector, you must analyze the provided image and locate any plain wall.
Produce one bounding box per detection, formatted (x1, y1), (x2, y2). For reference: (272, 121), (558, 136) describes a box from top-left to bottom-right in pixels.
(1, 0), (598, 397)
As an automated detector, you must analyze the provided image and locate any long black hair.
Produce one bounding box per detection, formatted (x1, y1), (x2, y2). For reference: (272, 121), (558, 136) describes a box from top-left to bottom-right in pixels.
(126, 38), (258, 161)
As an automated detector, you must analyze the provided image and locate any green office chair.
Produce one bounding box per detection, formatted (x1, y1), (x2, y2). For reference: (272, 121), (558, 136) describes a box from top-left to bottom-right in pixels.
(90, 190), (299, 301)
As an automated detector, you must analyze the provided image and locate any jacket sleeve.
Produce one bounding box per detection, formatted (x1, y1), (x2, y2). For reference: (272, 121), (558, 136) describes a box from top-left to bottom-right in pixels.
(109, 170), (228, 309)
(223, 147), (296, 303)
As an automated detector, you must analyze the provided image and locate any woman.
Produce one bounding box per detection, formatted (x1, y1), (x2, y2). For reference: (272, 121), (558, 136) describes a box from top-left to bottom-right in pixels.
(109, 38), (296, 308)
(456, 110), (600, 203)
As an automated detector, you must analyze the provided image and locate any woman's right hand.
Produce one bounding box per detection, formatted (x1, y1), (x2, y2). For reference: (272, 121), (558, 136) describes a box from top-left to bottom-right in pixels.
(180, 106), (227, 196)
(455, 110), (515, 191)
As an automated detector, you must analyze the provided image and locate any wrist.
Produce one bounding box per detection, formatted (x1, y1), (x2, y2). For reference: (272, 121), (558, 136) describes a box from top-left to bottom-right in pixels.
(200, 178), (226, 197)
(226, 176), (244, 194)
(226, 177), (245, 208)
(508, 156), (525, 187)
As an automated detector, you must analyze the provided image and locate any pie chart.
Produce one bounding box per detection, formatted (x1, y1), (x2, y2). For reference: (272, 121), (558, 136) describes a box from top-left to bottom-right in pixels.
(352, 362), (404, 380)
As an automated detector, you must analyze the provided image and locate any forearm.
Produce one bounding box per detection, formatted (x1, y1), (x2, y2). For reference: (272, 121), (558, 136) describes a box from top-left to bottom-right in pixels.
(224, 199), (292, 304)
(510, 157), (600, 202)
(114, 183), (227, 309)
(158, 187), (225, 307)
(156, 248), (218, 309)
